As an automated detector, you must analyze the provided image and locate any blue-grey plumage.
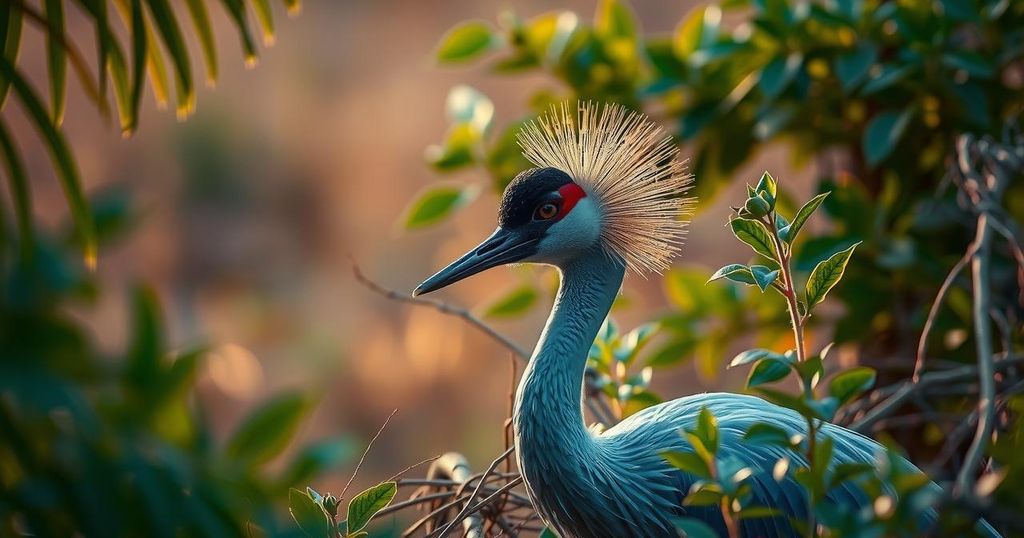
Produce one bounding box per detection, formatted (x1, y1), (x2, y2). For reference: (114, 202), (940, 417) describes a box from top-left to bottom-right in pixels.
(414, 103), (1000, 538)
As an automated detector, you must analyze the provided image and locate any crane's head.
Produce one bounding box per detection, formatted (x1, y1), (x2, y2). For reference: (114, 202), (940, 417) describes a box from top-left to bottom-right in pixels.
(414, 102), (694, 296)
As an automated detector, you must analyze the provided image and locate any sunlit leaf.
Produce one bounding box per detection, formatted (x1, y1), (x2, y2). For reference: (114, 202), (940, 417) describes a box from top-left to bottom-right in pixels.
(708, 263), (756, 285)
(747, 358), (790, 387)
(184, 0), (217, 83)
(43, 0), (67, 125)
(661, 450), (711, 479)
(445, 85), (494, 133)
(595, 0), (637, 40)
(728, 348), (787, 368)
(346, 481), (397, 533)
(289, 488), (330, 538)
(482, 285), (538, 318)
(436, 21), (495, 62)
(828, 366), (875, 405)
(251, 0), (275, 45)
(737, 506), (783, 519)
(0, 56), (95, 266)
(806, 242), (860, 308)
(226, 392), (309, 464)
(219, 0), (259, 64)
(780, 192), (828, 243)
(729, 218), (777, 260)
(402, 184), (479, 229)
(672, 6), (720, 58)
(144, 0), (194, 117)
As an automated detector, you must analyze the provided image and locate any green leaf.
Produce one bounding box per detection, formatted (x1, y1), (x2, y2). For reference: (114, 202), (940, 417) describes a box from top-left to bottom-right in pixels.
(749, 265), (779, 292)
(754, 388), (817, 419)
(0, 56), (95, 267)
(747, 359), (791, 387)
(426, 122), (480, 171)
(672, 6), (720, 58)
(759, 53), (802, 99)
(129, 0), (147, 133)
(707, 264), (756, 285)
(674, 517), (719, 538)
(835, 42), (876, 91)
(737, 506), (783, 519)
(743, 423), (792, 447)
(251, 0), (275, 44)
(107, 38), (134, 134)
(755, 171), (777, 199)
(683, 484), (723, 507)
(144, 0), (194, 117)
(445, 85), (494, 133)
(128, 286), (163, 381)
(863, 109), (913, 166)
(219, 0), (259, 64)
(697, 407), (718, 454)
(226, 392), (309, 464)
(141, 11), (171, 108)
(289, 488), (330, 538)
(596, 0), (637, 40)
(860, 64), (914, 95)
(184, 0), (217, 83)
(436, 21), (494, 62)
(806, 242), (861, 309)
(402, 184), (478, 229)
(482, 285), (537, 318)
(942, 51), (993, 79)
(346, 482), (397, 533)
(828, 366), (876, 405)
(44, 0), (66, 125)
(730, 218), (778, 261)
(661, 450), (711, 479)
(729, 348), (787, 368)
(780, 192), (828, 243)
(0, 119), (33, 255)
(793, 356), (824, 389)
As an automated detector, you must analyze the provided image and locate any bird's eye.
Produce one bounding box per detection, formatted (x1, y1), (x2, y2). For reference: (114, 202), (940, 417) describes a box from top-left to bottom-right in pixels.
(534, 202), (559, 220)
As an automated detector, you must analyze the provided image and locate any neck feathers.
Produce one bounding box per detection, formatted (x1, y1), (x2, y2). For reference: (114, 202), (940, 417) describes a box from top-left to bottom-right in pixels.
(513, 247), (625, 533)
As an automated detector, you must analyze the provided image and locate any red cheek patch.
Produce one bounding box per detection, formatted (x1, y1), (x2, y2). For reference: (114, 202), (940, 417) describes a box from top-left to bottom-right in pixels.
(556, 183), (587, 221)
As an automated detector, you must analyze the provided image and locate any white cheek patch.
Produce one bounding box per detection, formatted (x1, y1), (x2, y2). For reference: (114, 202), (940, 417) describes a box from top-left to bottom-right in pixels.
(533, 197), (602, 262)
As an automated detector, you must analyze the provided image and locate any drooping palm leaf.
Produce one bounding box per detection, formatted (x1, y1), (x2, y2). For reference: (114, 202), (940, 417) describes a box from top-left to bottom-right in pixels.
(44, 0), (67, 125)
(143, 0), (194, 118)
(0, 119), (33, 257)
(0, 56), (95, 267)
(184, 0), (217, 84)
(251, 0), (274, 45)
(219, 0), (259, 65)
(0, 3), (23, 106)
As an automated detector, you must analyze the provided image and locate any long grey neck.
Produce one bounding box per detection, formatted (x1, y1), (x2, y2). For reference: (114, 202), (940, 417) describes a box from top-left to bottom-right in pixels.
(513, 247), (625, 479)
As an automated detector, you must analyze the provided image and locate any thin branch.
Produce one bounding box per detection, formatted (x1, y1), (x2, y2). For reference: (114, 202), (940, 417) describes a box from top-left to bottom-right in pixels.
(425, 478), (525, 538)
(341, 408), (397, 501)
(350, 259), (529, 360)
(914, 246), (975, 382)
(387, 455), (442, 483)
(434, 447), (515, 538)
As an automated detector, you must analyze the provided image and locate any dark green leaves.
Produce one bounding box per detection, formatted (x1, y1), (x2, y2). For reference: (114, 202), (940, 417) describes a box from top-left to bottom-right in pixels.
(227, 392), (310, 464)
(402, 184), (478, 229)
(828, 366), (876, 404)
(674, 518), (719, 538)
(750, 265), (779, 292)
(759, 53), (803, 99)
(806, 242), (861, 308)
(346, 482), (397, 535)
(747, 358), (791, 387)
(729, 218), (777, 260)
(835, 43), (876, 91)
(436, 21), (495, 62)
(44, 0), (66, 124)
(289, 488), (330, 538)
(743, 423), (792, 447)
(780, 192), (828, 243)
(863, 109), (913, 166)
(662, 450), (712, 479)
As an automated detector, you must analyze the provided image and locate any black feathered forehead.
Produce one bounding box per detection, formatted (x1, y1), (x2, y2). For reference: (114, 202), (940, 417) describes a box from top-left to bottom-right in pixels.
(498, 167), (574, 228)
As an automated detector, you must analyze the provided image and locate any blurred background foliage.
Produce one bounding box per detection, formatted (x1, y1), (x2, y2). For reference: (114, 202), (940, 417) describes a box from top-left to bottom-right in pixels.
(1, 0), (1023, 535)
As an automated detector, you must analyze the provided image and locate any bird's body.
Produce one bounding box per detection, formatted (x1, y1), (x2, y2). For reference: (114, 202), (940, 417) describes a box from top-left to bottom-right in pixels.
(513, 245), (880, 537)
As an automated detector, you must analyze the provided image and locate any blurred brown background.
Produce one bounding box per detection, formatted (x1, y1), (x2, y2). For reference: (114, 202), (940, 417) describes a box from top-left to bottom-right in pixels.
(7, 0), (813, 496)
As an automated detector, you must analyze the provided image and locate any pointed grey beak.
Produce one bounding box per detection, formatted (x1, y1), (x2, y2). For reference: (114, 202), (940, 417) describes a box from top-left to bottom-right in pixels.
(413, 227), (539, 296)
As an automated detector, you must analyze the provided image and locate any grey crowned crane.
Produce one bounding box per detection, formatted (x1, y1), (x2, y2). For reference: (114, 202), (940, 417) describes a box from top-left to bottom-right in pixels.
(413, 102), (995, 538)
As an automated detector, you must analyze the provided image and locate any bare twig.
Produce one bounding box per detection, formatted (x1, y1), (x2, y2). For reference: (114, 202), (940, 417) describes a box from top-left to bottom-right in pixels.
(341, 409), (397, 501)
(914, 247), (975, 382)
(350, 259), (529, 360)
(387, 455), (442, 483)
(425, 478), (526, 538)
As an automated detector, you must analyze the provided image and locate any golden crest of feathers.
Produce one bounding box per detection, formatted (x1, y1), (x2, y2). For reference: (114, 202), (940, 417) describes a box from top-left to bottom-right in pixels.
(517, 102), (695, 275)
